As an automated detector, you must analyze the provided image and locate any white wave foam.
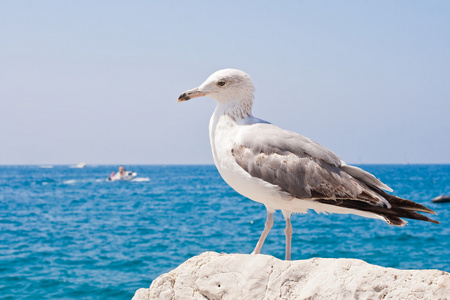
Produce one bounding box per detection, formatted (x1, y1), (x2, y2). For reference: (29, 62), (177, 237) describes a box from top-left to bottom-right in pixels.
(132, 177), (151, 182)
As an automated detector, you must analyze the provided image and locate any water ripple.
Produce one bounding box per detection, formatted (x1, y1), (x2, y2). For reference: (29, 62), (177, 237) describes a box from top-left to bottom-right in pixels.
(0, 165), (449, 299)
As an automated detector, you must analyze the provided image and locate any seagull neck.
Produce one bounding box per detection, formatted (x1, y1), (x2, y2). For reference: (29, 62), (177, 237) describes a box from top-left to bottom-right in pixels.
(215, 98), (253, 121)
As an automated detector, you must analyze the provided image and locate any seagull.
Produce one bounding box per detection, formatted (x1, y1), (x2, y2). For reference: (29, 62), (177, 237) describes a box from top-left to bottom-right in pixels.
(178, 68), (439, 260)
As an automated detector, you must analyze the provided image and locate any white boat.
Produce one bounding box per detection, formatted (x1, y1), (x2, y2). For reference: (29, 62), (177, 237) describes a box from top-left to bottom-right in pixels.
(107, 170), (137, 181)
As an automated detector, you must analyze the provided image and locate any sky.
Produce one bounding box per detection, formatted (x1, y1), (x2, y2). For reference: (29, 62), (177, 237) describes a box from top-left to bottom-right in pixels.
(1, 1), (449, 165)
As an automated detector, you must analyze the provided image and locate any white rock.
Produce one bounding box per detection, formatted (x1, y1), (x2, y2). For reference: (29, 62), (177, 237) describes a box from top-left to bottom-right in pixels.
(133, 252), (450, 300)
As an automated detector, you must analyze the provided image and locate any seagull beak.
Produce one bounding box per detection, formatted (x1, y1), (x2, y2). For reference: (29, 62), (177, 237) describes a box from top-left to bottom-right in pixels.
(178, 88), (208, 102)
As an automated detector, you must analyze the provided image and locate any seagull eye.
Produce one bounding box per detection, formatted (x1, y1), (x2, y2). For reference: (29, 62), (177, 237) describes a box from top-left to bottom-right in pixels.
(217, 80), (226, 87)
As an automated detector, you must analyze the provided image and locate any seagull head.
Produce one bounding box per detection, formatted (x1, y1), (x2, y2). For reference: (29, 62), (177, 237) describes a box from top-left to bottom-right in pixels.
(178, 69), (255, 105)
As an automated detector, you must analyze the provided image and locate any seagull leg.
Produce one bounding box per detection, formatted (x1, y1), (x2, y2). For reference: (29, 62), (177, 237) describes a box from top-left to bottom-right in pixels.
(251, 208), (274, 255)
(282, 211), (293, 261)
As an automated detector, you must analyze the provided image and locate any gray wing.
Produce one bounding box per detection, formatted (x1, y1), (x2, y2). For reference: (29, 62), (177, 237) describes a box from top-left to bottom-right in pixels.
(231, 123), (438, 225)
(232, 123), (391, 206)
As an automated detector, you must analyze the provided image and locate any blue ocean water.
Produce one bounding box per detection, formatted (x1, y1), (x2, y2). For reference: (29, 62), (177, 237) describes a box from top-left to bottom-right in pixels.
(0, 164), (449, 299)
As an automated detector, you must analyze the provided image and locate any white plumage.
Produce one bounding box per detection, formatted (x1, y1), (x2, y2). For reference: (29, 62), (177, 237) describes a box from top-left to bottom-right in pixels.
(178, 68), (438, 260)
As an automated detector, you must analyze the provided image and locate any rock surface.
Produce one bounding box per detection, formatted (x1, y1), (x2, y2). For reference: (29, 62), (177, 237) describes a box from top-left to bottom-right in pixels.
(133, 251), (449, 300)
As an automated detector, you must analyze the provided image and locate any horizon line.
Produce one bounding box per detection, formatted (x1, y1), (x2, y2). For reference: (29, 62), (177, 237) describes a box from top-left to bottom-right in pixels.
(1, 163), (449, 166)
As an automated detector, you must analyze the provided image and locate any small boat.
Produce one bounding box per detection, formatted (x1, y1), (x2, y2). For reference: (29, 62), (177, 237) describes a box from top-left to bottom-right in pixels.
(107, 170), (137, 182)
(74, 162), (87, 168)
(432, 195), (450, 203)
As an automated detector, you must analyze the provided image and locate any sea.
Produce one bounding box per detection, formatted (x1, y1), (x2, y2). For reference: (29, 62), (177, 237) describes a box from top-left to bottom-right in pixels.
(0, 164), (449, 299)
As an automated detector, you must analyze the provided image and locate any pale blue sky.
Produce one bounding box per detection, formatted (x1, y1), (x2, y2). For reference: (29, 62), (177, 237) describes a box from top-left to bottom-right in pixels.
(1, 1), (449, 165)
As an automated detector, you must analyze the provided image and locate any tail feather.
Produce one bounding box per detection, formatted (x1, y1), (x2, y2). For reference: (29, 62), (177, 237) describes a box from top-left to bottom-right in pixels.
(384, 215), (406, 226)
(316, 197), (439, 226)
(376, 189), (437, 215)
(337, 164), (439, 225)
